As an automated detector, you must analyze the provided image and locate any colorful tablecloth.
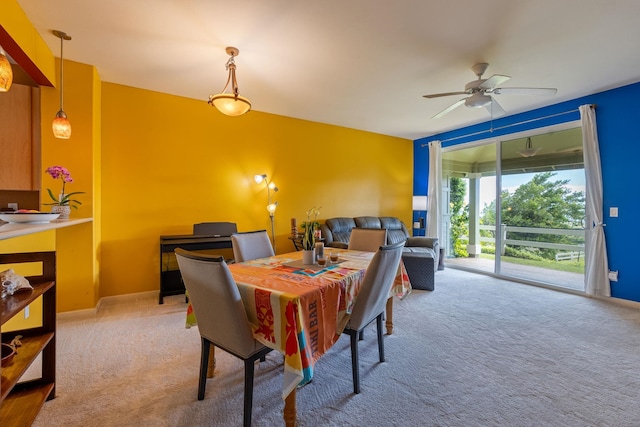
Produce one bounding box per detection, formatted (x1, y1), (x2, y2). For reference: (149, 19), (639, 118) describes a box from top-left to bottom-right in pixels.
(185, 249), (411, 400)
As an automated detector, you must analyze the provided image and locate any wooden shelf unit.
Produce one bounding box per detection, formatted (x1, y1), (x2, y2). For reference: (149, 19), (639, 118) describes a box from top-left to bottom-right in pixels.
(0, 251), (56, 427)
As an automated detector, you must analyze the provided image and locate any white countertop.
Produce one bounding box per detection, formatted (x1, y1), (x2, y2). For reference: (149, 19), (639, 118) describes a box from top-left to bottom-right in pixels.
(0, 218), (93, 240)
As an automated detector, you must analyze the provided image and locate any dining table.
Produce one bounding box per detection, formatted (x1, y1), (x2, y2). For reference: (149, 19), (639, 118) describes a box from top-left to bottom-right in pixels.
(185, 248), (411, 426)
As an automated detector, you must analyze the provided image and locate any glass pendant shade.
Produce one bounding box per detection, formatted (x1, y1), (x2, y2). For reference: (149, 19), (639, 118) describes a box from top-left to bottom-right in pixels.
(52, 111), (71, 139)
(210, 94), (252, 116)
(0, 52), (13, 92)
(208, 47), (251, 116)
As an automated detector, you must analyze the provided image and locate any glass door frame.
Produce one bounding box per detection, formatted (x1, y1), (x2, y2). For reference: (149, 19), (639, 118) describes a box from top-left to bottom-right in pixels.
(441, 120), (584, 289)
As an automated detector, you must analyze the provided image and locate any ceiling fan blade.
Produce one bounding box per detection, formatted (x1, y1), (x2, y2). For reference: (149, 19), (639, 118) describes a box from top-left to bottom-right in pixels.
(492, 87), (558, 96)
(432, 99), (466, 119)
(483, 97), (506, 117)
(480, 74), (511, 89)
(423, 91), (468, 99)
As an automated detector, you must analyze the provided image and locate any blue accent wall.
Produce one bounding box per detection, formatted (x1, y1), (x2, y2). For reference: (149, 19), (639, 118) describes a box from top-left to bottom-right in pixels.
(413, 81), (640, 303)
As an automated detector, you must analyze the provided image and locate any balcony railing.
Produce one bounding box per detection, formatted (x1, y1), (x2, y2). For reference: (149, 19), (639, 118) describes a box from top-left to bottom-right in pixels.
(461, 224), (585, 256)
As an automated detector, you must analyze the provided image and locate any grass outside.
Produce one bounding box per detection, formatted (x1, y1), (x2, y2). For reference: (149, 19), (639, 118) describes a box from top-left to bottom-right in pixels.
(477, 253), (585, 274)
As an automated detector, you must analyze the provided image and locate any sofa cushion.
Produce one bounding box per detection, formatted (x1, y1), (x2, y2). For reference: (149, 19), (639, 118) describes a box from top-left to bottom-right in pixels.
(354, 216), (381, 229)
(379, 217), (410, 245)
(322, 217), (356, 247)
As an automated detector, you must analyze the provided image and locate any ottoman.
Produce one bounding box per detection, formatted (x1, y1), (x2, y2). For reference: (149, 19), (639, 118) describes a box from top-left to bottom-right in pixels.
(402, 251), (435, 291)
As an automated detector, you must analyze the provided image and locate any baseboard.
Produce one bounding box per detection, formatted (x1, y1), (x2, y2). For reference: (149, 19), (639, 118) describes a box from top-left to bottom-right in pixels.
(57, 290), (158, 319)
(596, 294), (640, 310)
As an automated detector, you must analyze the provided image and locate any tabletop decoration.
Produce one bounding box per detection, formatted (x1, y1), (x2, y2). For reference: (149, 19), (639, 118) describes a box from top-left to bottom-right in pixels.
(301, 206), (321, 264)
(43, 165), (84, 219)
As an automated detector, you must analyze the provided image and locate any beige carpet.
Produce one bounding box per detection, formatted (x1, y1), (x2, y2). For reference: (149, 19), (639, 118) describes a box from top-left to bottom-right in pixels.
(31, 268), (640, 426)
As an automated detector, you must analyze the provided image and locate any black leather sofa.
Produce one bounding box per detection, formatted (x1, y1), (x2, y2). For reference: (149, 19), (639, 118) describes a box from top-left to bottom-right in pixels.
(320, 216), (439, 290)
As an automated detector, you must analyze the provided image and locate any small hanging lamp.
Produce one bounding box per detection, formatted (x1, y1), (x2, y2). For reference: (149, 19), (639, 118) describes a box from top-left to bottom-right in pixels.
(208, 47), (251, 116)
(52, 30), (72, 139)
(0, 47), (13, 92)
(518, 137), (540, 158)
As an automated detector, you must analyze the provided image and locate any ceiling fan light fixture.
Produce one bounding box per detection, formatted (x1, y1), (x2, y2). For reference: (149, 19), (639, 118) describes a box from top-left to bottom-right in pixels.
(208, 46), (252, 116)
(465, 93), (492, 108)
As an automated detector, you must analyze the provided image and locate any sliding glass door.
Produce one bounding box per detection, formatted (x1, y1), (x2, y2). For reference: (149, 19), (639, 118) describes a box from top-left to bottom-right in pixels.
(442, 124), (586, 291)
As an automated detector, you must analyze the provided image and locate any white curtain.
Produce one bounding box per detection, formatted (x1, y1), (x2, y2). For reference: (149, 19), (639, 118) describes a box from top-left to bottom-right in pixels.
(426, 140), (442, 242)
(580, 104), (610, 297)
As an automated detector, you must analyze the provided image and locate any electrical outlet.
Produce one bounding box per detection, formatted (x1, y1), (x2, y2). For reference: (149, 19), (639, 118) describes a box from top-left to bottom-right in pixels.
(24, 305), (30, 319)
(8, 202), (18, 210)
(608, 270), (619, 282)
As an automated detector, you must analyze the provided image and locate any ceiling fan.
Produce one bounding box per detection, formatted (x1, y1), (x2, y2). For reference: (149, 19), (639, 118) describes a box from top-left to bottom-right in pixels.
(423, 63), (557, 119)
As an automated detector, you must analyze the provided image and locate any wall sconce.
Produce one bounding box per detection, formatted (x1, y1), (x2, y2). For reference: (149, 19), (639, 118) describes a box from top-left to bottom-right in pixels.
(413, 195), (428, 229)
(254, 174), (279, 249)
(52, 30), (72, 139)
(0, 47), (13, 92)
(208, 47), (251, 117)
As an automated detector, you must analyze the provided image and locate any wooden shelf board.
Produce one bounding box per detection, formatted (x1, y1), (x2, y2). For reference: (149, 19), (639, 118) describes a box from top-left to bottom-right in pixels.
(0, 332), (54, 400)
(0, 281), (55, 324)
(0, 381), (54, 426)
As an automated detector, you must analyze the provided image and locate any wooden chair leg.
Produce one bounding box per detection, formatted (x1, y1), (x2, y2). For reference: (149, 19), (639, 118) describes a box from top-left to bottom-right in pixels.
(350, 331), (360, 394)
(198, 337), (210, 400)
(207, 343), (216, 378)
(385, 297), (394, 335)
(243, 359), (255, 427)
(376, 314), (385, 363)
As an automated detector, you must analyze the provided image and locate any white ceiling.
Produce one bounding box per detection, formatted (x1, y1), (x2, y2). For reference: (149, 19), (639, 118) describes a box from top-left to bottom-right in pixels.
(16, 0), (640, 140)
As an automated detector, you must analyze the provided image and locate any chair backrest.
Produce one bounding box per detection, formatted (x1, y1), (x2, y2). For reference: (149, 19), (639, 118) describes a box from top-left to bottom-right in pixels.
(347, 241), (405, 330)
(231, 230), (275, 262)
(175, 248), (258, 357)
(348, 228), (387, 252)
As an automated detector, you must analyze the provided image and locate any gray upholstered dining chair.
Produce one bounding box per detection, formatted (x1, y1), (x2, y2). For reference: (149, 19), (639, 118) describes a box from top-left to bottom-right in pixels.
(348, 228), (387, 251)
(342, 240), (405, 394)
(175, 248), (273, 427)
(231, 230), (275, 263)
(348, 227), (391, 340)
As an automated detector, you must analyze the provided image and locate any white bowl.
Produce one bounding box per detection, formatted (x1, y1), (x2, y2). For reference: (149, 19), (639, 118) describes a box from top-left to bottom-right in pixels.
(0, 212), (61, 223)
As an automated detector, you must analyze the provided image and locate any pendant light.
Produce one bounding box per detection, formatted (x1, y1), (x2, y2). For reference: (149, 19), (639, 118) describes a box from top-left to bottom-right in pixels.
(0, 47), (13, 92)
(208, 47), (251, 116)
(52, 30), (72, 139)
(518, 137), (540, 158)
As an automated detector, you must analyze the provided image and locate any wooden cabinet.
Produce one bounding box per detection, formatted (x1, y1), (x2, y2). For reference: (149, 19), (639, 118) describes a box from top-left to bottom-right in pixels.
(0, 251), (56, 427)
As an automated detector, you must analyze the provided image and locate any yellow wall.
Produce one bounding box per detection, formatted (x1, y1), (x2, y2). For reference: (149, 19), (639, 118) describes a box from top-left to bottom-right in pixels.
(3, 0), (413, 309)
(101, 83), (412, 297)
(39, 59), (100, 311)
(1, 1), (101, 312)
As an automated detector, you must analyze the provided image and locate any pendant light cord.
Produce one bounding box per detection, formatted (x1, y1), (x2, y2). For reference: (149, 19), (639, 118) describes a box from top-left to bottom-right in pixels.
(59, 35), (64, 111)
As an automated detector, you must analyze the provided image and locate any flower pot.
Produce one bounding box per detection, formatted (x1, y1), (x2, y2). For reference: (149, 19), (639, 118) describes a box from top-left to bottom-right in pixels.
(302, 249), (316, 265)
(51, 205), (71, 219)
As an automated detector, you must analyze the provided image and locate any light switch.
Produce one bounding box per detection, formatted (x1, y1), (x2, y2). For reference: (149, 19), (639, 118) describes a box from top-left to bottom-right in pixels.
(610, 207), (618, 217)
